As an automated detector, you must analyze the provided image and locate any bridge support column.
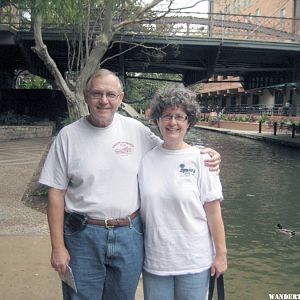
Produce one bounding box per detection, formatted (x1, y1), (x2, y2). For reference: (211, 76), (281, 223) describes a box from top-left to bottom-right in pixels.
(118, 43), (127, 88)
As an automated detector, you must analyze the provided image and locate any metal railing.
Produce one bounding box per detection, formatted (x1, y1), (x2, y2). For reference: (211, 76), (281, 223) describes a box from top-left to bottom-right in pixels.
(217, 104), (300, 116)
(1, 7), (300, 43)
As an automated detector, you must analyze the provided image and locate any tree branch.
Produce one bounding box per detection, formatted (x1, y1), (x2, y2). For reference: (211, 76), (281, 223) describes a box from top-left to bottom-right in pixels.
(85, 0), (91, 64)
(167, 0), (207, 12)
(100, 40), (167, 66)
(78, 0), (114, 93)
(114, 0), (174, 32)
(31, 12), (75, 104)
(134, 0), (165, 18)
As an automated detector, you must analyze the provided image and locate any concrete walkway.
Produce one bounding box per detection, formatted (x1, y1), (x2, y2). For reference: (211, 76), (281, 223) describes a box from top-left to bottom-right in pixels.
(0, 137), (144, 300)
(0, 130), (298, 299)
(0, 137), (62, 299)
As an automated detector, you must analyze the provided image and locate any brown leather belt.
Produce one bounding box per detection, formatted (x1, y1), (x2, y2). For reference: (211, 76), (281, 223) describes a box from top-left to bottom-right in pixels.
(87, 210), (139, 228)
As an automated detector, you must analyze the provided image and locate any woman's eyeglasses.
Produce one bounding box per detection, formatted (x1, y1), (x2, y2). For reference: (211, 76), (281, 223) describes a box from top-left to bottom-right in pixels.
(160, 114), (188, 123)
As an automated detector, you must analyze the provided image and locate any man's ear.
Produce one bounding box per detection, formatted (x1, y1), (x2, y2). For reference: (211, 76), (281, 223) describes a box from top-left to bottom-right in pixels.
(83, 91), (89, 103)
(119, 92), (125, 102)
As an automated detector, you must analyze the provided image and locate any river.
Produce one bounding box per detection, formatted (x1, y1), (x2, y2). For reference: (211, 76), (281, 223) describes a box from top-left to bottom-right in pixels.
(184, 128), (300, 299)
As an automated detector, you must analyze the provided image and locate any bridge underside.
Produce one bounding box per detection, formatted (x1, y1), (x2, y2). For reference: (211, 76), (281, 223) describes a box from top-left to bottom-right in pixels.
(1, 29), (300, 90)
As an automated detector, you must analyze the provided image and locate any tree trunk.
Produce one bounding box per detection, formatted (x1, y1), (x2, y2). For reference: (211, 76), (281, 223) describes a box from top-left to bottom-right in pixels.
(32, 12), (89, 121)
(65, 90), (88, 120)
(30, 1), (166, 122)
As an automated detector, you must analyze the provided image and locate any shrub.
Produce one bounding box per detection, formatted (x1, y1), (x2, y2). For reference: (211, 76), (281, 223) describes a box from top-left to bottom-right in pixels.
(0, 111), (34, 125)
(259, 114), (270, 124)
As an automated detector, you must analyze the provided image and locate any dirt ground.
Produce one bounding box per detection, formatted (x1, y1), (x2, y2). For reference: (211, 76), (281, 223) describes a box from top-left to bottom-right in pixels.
(1, 158), (143, 300)
(0, 141), (62, 300)
(0, 235), (62, 300)
(0, 234), (144, 300)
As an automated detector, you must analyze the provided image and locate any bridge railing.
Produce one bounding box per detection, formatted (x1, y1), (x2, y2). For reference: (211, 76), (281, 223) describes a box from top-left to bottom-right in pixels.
(207, 12), (300, 42)
(1, 6), (300, 43)
(220, 104), (300, 117)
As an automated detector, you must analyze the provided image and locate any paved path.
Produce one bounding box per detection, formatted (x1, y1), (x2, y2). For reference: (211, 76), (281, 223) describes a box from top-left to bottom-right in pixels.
(0, 137), (144, 300)
(0, 137), (51, 235)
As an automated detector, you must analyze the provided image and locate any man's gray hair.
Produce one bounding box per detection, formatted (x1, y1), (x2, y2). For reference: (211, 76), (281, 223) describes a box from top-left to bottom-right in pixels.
(84, 69), (124, 94)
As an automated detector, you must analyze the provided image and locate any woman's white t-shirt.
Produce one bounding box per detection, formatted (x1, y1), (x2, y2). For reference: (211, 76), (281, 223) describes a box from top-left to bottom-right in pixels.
(138, 145), (223, 276)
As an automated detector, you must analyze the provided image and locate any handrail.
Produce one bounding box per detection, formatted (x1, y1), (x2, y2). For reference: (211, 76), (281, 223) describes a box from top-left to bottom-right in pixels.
(208, 104), (300, 116)
(1, 8), (300, 43)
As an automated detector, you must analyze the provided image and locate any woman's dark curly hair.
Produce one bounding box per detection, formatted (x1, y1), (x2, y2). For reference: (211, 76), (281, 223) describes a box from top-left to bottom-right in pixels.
(150, 86), (199, 129)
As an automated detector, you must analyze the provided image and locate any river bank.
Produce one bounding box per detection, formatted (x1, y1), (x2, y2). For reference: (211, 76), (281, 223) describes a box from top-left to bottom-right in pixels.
(194, 123), (300, 149)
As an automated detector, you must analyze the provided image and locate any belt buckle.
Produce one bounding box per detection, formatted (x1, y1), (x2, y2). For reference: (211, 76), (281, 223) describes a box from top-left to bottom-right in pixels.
(104, 218), (114, 229)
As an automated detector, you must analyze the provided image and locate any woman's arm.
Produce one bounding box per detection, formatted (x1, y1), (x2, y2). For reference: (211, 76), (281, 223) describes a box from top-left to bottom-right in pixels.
(204, 200), (227, 277)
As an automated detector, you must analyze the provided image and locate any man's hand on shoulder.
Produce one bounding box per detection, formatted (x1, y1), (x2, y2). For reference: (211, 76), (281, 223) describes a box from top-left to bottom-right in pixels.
(201, 147), (221, 173)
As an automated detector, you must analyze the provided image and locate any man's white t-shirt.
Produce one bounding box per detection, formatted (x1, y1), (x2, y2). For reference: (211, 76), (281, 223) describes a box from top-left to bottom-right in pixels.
(138, 145), (223, 276)
(39, 114), (160, 219)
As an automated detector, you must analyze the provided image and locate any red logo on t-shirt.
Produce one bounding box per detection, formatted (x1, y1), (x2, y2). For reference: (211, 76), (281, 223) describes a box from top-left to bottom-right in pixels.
(112, 142), (134, 156)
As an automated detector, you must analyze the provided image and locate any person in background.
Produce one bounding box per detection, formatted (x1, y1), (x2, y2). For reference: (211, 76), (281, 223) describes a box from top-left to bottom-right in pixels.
(138, 86), (227, 300)
(39, 69), (222, 300)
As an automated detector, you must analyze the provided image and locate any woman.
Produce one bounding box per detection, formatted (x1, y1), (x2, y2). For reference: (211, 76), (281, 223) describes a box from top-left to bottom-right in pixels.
(138, 86), (227, 300)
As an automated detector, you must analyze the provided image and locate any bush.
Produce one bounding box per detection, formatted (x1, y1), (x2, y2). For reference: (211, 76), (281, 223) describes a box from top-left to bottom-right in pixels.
(259, 114), (270, 124)
(0, 111), (35, 125)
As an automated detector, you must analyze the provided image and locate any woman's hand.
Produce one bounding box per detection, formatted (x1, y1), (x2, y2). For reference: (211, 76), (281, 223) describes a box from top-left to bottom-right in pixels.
(211, 253), (227, 278)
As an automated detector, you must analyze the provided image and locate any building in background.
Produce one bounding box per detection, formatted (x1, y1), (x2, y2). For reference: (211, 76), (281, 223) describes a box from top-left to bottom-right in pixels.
(199, 0), (300, 116)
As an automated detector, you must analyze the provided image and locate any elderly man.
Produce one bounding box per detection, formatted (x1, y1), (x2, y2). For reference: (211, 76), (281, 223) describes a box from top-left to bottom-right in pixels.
(39, 69), (221, 300)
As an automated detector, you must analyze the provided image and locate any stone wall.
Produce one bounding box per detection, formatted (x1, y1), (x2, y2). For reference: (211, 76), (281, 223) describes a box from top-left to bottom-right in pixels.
(0, 124), (54, 141)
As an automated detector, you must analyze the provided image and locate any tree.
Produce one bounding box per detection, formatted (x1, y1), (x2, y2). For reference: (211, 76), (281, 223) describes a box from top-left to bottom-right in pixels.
(12, 0), (182, 120)
(17, 72), (52, 89)
(126, 72), (182, 112)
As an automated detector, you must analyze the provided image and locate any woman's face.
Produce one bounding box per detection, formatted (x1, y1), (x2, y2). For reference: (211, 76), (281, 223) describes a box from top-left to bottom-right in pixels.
(157, 106), (189, 146)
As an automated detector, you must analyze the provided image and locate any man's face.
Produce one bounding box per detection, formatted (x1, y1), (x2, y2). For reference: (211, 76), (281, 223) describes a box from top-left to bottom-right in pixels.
(85, 74), (124, 127)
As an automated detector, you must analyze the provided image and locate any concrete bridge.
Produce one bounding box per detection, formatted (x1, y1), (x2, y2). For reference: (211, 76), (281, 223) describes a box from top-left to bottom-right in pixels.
(1, 10), (300, 90)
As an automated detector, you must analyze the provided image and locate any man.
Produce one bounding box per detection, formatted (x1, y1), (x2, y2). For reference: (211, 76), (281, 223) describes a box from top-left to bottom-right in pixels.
(39, 69), (221, 300)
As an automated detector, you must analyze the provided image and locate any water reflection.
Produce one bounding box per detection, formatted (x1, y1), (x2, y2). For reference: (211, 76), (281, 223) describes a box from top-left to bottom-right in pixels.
(186, 128), (300, 299)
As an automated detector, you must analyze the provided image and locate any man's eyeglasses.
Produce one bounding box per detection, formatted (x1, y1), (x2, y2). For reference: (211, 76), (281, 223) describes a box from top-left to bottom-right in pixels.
(160, 114), (188, 123)
(89, 91), (121, 101)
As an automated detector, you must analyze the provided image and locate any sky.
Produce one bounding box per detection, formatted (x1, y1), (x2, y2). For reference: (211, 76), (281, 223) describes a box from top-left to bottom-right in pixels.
(154, 0), (209, 14)
(171, 0), (208, 13)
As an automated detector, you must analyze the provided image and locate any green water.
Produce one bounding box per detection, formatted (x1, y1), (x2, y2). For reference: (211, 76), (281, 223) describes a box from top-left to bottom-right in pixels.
(185, 128), (300, 300)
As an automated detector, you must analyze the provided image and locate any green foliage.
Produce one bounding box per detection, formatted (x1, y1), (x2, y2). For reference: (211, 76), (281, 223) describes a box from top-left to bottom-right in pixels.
(61, 116), (76, 127)
(238, 115), (257, 122)
(8, 0), (185, 119)
(13, 0), (87, 25)
(11, 0), (148, 28)
(126, 73), (182, 111)
(259, 114), (270, 124)
(220, 114), (237, 121)
(34, 185), (48, 197)
(220, 114), (259, 123)
(0, 111), (34, 125)
(18, 74), (52, 89)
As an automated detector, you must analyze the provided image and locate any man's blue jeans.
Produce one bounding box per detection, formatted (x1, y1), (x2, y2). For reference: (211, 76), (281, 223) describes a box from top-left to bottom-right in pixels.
(63, 214), (144, 300)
